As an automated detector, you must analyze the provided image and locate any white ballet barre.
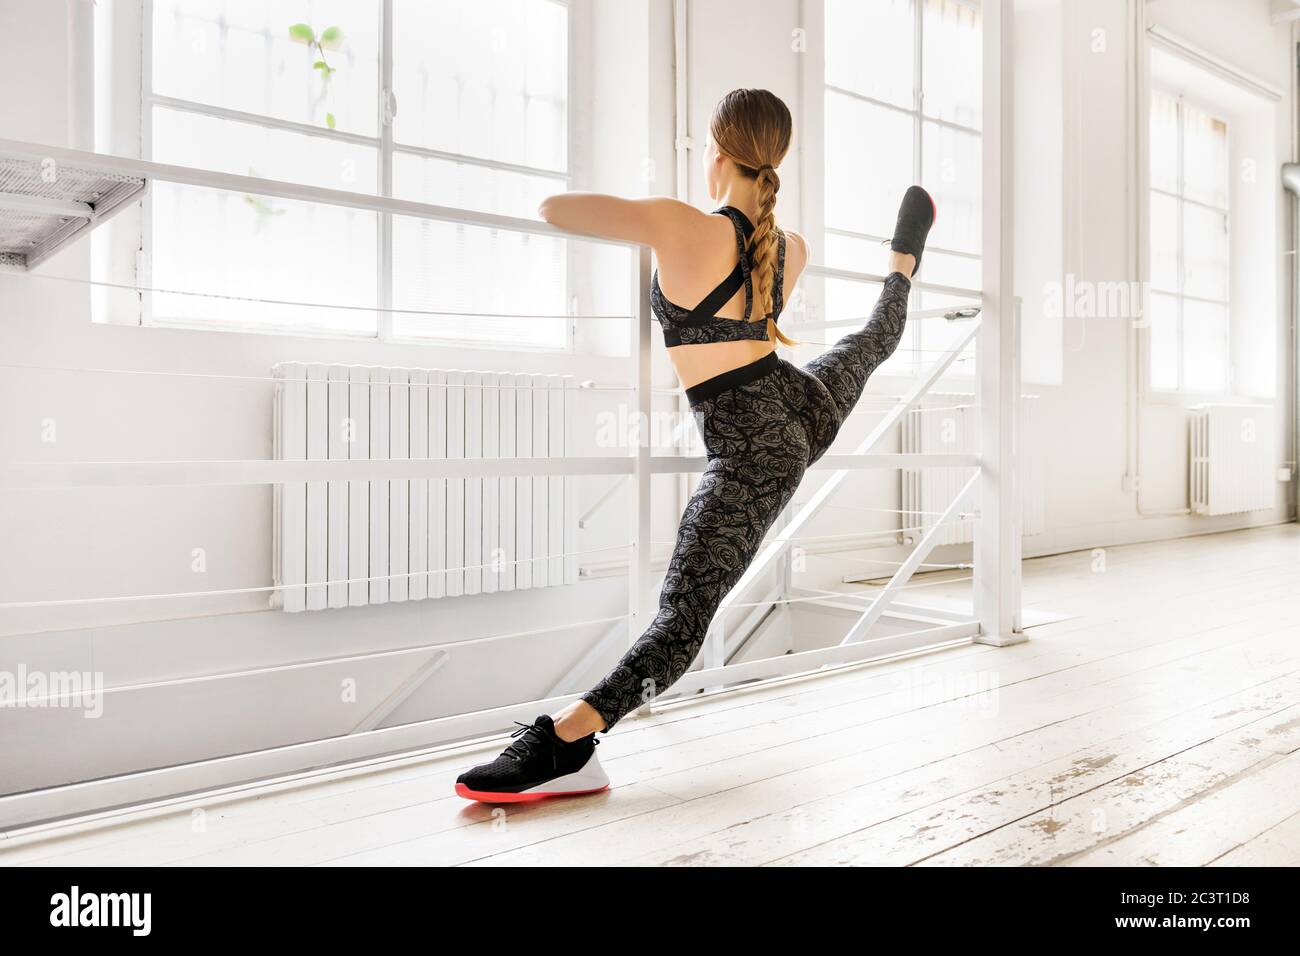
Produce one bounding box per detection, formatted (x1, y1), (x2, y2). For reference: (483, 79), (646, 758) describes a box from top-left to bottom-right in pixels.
(0, 453), (982, 490)
(0, 137), (618, 247)
(0, 362), (662, 394)
(784, 303), (981, 335)
(822, 225), (982, 261)
(802, 262), (984, 301)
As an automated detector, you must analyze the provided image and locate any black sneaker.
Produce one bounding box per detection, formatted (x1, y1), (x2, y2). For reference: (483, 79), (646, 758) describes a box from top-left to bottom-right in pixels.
(454, 715), (609, 803)
(887, 185), (937, 277)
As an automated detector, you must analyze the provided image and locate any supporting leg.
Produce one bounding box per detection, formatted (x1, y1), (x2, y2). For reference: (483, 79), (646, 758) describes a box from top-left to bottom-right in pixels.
(578, 448), (808, 731)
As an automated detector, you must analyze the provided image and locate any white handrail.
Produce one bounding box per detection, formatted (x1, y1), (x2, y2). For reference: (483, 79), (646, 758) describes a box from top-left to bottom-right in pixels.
(803, 262), (984, 300)
(0, 453), (980, 489)
(0, 137), (636, 247)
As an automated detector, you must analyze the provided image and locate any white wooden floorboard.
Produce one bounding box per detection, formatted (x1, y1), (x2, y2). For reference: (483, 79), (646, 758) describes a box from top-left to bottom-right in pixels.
(458, 631), (1300, 867)
(1208, 808), (1300, 867)
(1, 525), (1297, 867)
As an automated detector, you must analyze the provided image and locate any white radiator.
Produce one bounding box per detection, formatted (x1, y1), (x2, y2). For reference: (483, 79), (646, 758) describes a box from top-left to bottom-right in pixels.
(1190, 404), (1275, 516)
(901, 393), (1045, 545)
(273, 363), (578, 612)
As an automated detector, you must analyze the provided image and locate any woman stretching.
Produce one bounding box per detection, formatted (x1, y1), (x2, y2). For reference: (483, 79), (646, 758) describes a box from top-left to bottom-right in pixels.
(456, 88), (934, 802)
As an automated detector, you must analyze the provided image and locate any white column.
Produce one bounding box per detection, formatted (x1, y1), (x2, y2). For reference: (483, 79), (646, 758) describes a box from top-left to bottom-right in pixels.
(629, 246), (656, 712)
(974, 0), (1025, 646)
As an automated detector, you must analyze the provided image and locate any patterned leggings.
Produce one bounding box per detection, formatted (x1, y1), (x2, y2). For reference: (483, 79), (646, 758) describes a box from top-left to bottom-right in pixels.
(581, 271), (913, 729)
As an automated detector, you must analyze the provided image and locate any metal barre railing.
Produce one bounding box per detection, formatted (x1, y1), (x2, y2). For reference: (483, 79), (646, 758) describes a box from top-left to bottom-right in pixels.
(0, 137), (634, 247)
(0, 453), (982, 489)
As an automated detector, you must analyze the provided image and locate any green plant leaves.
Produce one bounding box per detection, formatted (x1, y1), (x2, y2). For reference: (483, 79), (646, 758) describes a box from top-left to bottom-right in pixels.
(288, 22), (343, 129)
(319, 26), (343, 50)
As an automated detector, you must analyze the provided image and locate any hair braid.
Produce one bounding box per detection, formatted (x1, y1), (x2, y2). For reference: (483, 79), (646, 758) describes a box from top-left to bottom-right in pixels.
(709, 89), (798, 346)
(747, 167), (796, 346)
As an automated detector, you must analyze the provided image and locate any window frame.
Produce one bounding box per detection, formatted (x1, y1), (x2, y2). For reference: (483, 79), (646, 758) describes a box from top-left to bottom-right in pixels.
(817, 0), (982, 380)
(1146, 86), (1232, 396)
(137, 0), (574, 351)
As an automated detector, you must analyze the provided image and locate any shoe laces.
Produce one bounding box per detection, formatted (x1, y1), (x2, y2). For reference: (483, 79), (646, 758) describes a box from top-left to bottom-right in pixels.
(502, 720), (598, 764)
(503, 721), (556, 763)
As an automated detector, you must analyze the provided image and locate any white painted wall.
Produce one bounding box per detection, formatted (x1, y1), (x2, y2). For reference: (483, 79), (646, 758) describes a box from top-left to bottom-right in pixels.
(1028, 0), (1295, 555)
(1, 0), (1295, 796)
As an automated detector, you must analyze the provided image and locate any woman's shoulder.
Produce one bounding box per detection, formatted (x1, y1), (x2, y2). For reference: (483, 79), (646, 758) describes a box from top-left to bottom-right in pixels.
(652, 200), (735, 259)
(647, 197), (717, 230)
(782, 229), (811, 271)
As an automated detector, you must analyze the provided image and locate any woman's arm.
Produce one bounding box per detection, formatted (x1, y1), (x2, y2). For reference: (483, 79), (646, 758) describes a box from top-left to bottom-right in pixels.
(537, 193), (698, 247)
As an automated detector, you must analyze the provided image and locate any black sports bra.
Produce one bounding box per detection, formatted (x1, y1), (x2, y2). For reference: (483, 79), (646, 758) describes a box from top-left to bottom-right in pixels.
(650, 206), (787, 347)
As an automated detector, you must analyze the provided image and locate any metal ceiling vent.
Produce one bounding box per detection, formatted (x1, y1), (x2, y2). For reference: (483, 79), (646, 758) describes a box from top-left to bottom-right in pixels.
(0, 154), (146, 271)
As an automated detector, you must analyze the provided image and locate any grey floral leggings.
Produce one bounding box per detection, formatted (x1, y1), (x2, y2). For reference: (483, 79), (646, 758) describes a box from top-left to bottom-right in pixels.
(581, 271), (913, 729)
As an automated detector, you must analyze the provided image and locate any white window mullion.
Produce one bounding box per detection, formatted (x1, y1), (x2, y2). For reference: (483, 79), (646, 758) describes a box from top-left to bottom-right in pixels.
(379, 0), (395, 342)
(139, 0), (156, 328)
(1176, 98), (1185, 392)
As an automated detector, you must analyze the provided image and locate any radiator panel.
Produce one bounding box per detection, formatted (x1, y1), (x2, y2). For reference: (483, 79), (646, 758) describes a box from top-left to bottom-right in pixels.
(1190, 404), (1275, 516)
(273, 363), (578, 611)
(902, 394), (1045, 545)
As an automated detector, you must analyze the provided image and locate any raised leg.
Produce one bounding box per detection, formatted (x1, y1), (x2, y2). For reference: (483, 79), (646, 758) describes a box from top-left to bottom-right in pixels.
(801, 270), (912, 423)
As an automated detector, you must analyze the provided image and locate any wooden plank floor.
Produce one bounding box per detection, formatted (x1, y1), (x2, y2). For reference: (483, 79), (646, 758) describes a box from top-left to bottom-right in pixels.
(2, 523), (1298, 867)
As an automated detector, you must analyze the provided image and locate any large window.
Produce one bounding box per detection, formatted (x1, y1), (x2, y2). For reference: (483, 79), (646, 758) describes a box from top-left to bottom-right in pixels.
(143, 0), (569, 347)
(822, 0), (981, 375)
(1148, 89), (1230, 393)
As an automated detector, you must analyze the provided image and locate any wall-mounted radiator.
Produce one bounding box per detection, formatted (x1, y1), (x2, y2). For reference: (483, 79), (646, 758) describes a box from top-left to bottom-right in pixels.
(901, 393), (1045, 546)
(1190, 404), (1275, 516)
(273, 363), (578, 612)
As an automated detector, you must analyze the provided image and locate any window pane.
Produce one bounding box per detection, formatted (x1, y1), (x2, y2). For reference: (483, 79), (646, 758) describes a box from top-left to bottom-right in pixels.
(922, 0), (982, 129)
(916, 249), (981, 291)
(1182, 102), (1228, 208)
(1182, 202), (1228, 301)
(150, 182), (378, 333)
(152, 106), (378, 192)
(393, 0), (567, 171)
(822, 234), (979, 289)
(1148, 191), (1178, 293)
(1148, 291), (1179, 391)
(921, 122), (980, 255)
(152, 0), (379, 137)
(393, 151), (560, 221)
(1149, 89), (1179, 194)
(1182, 300), (1228, 392)
(825, 0), (915, 110)
(822, 231), (883, 274)
(391, 218), (566, 347)
(825, 92), (914, 236)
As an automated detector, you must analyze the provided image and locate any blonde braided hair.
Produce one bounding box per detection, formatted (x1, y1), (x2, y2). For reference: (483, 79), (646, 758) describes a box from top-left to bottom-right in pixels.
(709, 89), (798, 346)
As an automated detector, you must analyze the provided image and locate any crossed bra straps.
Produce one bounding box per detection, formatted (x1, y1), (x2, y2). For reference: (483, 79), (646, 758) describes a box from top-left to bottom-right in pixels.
(650, 206), (787, 348)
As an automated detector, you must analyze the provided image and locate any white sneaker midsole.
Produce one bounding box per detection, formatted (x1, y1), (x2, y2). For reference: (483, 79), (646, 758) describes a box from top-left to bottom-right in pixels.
(520, 749), (610, 795)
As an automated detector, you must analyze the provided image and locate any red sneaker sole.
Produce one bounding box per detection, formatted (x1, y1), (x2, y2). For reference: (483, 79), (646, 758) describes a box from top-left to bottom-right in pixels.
(454, 782), (610, 803)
